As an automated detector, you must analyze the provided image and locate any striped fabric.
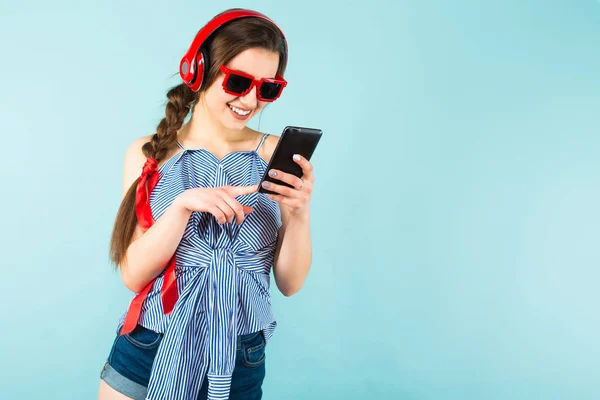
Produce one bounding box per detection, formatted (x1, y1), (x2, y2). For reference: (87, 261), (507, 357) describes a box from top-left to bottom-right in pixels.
(117, 134), (281, 400)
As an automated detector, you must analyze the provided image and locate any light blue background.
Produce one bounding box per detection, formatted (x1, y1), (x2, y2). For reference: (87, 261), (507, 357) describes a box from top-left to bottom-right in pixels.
(1, 0), (599, 399)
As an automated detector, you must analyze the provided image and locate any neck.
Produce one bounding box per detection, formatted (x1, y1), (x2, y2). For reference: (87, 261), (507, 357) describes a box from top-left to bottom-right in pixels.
(180, 99), (251, 148)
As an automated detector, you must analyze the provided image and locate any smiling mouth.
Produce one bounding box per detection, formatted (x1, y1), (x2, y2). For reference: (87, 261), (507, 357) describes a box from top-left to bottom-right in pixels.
(228, 104), (252, 116)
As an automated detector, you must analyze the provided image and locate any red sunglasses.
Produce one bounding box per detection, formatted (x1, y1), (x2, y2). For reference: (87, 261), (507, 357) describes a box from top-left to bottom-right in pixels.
(220, 65), (287, 102)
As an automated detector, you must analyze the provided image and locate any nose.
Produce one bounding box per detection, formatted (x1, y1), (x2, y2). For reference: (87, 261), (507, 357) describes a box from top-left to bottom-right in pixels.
(239, 85), (258, 108)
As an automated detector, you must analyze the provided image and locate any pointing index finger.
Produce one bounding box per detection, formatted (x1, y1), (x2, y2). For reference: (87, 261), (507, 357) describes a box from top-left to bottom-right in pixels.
(227, 184), (259, 197)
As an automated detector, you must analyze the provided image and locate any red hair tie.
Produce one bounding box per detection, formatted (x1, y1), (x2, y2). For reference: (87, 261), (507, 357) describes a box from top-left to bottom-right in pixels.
(121, 157), (178, 335)
(136, 158), (159, 230)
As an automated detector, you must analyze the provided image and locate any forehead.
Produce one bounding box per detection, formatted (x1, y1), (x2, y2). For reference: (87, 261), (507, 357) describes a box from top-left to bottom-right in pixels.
(225, 48), (280, 79)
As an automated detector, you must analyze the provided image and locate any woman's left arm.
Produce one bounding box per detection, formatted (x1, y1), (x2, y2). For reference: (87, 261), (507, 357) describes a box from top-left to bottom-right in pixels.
(261, 154), (315, 296)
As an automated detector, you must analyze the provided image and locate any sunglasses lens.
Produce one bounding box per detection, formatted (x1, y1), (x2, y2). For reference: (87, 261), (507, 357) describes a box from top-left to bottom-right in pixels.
(259, 82), (282, 100)
(225, 73), (252, 94)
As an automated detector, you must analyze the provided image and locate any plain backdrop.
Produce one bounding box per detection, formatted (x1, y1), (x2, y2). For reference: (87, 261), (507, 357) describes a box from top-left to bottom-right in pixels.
(1, 0), (599, 399)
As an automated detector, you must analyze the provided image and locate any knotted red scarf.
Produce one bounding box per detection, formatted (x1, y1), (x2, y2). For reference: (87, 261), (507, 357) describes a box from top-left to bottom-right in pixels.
(120, 157), (179, 336)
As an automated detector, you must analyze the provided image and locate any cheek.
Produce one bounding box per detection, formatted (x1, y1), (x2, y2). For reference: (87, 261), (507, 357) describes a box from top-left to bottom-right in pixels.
(256, 101), (267, 112)
(205, 87), (235, 110)
(206, 77), (231, 99)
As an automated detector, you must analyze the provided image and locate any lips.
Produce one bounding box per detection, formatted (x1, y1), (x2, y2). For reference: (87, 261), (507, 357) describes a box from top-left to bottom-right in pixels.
(227, 103), (253, 120)
(228, 104), (251, 116)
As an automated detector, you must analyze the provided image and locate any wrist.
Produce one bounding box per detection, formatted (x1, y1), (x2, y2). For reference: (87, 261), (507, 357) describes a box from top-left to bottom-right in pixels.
(288, 207), (310, 223)
(172, 193), (192, 215)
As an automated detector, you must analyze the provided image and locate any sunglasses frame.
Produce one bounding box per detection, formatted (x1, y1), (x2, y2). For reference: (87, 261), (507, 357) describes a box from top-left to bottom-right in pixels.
(219, 65), (287, 102)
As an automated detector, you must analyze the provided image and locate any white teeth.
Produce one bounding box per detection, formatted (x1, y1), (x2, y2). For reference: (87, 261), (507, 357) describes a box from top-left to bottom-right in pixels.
(229, 105), (251, 116)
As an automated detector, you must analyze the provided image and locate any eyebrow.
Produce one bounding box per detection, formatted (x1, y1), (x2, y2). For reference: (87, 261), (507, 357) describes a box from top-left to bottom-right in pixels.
(229, 67), (276, 80)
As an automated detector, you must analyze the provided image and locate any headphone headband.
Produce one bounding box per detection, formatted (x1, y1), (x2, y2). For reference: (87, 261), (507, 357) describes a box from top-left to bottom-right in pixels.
(179, 9), (287, 92)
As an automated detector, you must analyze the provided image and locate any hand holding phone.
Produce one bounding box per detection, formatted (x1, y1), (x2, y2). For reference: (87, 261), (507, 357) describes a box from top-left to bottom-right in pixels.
(258, 126), (322, 196)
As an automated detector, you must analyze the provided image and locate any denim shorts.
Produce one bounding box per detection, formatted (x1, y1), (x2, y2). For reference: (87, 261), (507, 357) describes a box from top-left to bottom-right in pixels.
(100, 324), (266, 400)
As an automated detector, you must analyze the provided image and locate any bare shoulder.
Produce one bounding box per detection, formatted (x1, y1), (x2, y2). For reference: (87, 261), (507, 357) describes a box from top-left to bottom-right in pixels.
(259, 132), (281, 163)
(122, 135), (153, 197)
(124, 135), (153, 161)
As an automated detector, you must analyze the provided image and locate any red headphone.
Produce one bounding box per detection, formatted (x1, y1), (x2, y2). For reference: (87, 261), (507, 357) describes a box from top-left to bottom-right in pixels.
(179, 9), (288, 92)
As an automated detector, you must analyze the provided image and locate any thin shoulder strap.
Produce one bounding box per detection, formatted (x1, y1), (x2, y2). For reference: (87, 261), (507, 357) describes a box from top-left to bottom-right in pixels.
(176, 141), (186, 150)
(255, 133), (269, 152)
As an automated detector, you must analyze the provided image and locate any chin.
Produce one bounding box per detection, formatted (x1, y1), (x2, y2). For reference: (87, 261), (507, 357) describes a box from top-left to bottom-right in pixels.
(222, 118), (249, 131)
(222, 108), (256, 130)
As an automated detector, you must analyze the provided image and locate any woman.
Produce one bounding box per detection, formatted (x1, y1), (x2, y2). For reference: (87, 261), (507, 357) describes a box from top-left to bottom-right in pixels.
(98, 8), (314, 400)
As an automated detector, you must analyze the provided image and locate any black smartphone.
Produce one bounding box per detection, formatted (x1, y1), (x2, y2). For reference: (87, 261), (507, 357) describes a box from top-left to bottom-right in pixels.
(258, 126), (323, 195)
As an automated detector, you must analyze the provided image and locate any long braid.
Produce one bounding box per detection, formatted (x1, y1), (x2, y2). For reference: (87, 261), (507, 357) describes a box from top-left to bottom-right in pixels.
(143, 84), (199, 161)
(109, 83), (199, 267)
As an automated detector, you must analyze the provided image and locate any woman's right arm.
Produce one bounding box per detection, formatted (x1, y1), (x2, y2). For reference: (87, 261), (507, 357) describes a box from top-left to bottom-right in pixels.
(118, 136), (192, 292)
(119, 136), (257, 293)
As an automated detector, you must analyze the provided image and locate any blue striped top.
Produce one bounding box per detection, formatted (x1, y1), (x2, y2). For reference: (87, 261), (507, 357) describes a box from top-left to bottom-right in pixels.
(118, 134), (281, 400)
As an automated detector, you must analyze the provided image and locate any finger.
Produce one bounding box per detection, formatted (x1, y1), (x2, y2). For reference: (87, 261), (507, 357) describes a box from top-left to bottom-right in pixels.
(301, 179), (313, 195)
(260, 181), (300, 198)
(242, 206), (254, 215)
(292, 154), (314, 180)
(215, 199), (236, 224)
(268, 169), (313, 194)
(206, 204), (227, 224)
(218, 194), (246, 225)
(266, 169), (303, 190)
(267, 194), (305, 208)
(226, 184), (259, 197)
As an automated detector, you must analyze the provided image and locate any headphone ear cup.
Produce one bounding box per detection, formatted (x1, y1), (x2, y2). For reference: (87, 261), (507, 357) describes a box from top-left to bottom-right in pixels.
(186, 48), (210, 92)
(197, 47), (210, 91)
(187, 47), (209, 92)
(185, 56), (199, 91)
